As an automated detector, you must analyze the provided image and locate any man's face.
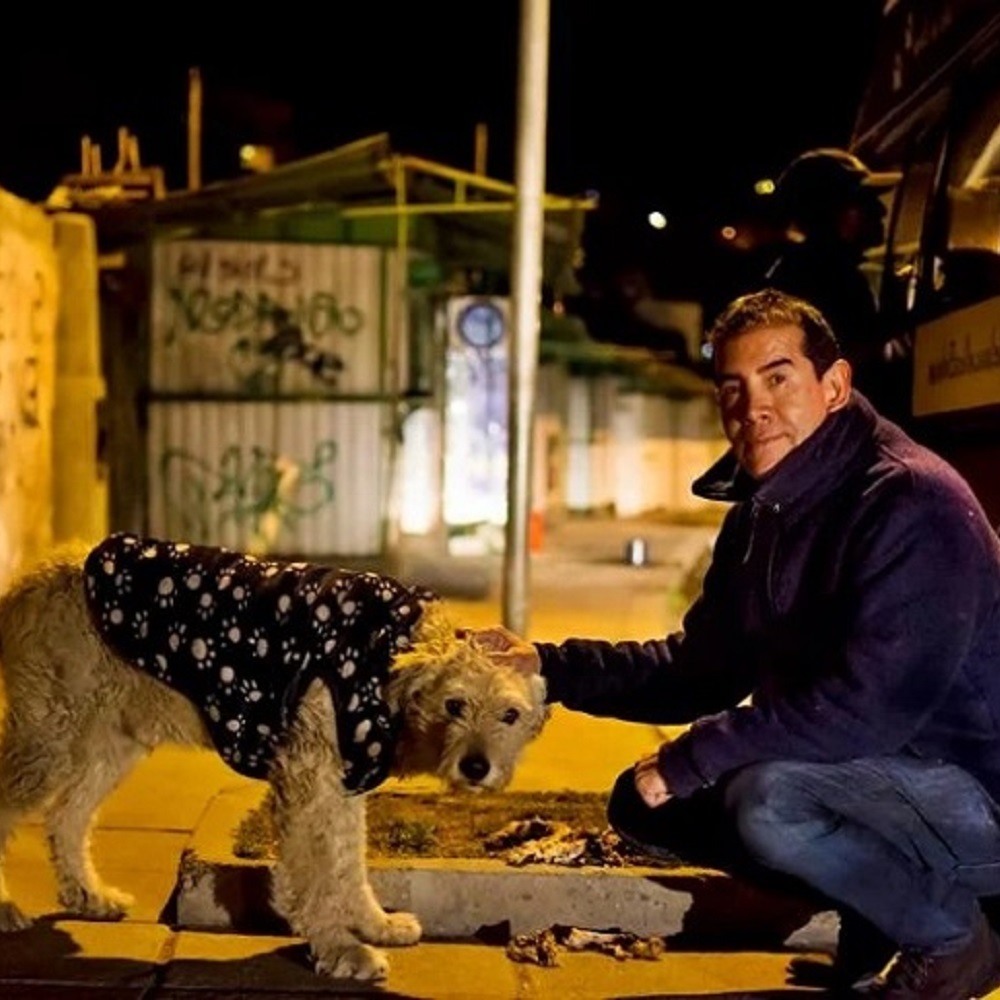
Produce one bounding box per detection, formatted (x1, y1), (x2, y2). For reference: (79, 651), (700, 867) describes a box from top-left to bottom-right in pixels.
(714, 324), (851, 479)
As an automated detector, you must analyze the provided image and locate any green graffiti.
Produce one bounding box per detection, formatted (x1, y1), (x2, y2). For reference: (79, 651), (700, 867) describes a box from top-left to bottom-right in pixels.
(160, 440), (338, 541)
(165, 288), (364, 343)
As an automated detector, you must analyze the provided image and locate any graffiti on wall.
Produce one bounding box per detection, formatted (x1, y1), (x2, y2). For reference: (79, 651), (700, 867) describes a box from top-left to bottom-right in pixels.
(158, 439), (338, 543)
(158, 243), (368, 394)
(0, 240), (52, 494)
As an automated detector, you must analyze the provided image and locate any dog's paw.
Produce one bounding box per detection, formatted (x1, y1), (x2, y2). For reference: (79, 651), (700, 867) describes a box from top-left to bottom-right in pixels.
(314, 942), (389, 981)
(357, 910), (422, 947)
(58, 884), (133, 921)
(0, 900), (33, 932)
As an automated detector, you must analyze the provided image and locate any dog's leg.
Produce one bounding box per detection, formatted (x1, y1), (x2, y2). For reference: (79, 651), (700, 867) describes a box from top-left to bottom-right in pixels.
(42, 728), (145, 920)
(0, 807), (32, 932)
(269, 683), (421, 981)
(0, 720), (77, 932)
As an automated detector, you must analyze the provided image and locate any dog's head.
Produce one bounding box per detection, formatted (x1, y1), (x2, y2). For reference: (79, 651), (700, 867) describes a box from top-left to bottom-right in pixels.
(387, 603), (550, 792)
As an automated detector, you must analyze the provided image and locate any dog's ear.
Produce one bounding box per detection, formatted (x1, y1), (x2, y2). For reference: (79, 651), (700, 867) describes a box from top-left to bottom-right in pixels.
(528, 676), (551, 736)
(386, 662), (433, 715)
(528, 674), (547, 708)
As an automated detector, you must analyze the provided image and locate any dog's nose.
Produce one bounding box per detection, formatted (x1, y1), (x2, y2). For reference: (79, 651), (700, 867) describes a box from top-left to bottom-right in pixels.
(459, 754), (490, 783)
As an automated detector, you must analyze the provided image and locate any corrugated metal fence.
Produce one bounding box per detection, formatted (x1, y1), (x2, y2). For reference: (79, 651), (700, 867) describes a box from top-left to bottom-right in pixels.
(147, 239), (406, 557)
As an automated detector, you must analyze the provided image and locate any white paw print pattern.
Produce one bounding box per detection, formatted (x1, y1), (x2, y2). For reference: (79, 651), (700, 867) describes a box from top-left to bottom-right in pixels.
(220, 616), (242, 647)
(339, 646), (360, 679)
(336, 594), (361, 624)
(167, 622), (188, 652)
(280, 635), (303, 665)
(152, 653), (170, 680)
(274, 592), (293, 623)
(131, 608), (150, 640)
(312, 602), (334, 635)
(230, 584), (250, 611)
(102, 605), (125, 628)
(156, 576), (178, 609)
(218, 664), (237, 695)
(190, 635), (217, 669)
(238, 676), (264, 703)
(195, 590), (217, 621)
(249, 627), (270, 659)
(112, 566), (134, 595)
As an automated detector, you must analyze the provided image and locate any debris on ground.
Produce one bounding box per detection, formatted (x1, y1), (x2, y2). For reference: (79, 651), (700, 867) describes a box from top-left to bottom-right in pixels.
(484, 815), (637, 867)
(506, 924), (667, 966)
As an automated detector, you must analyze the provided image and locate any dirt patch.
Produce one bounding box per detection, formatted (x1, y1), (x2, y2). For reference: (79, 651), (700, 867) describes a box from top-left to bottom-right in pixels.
(233, 789), (678, 867)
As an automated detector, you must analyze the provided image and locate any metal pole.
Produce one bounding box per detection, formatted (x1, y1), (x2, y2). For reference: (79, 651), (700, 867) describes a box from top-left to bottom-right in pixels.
(188, 67), (203, 191)
(502, 0), (550, 635)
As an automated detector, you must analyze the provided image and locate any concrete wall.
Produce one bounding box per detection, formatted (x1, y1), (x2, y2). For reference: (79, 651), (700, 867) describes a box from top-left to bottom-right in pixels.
(0, 191), (106, 590)
(0, 191), (58, 589)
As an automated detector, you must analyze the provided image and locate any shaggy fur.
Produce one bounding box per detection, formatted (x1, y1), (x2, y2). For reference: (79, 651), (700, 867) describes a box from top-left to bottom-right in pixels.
(0, 545), (549, 980)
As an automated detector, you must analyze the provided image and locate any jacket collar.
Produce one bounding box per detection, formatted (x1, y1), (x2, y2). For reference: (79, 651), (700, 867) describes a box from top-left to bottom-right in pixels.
(693, 392), (879, 517)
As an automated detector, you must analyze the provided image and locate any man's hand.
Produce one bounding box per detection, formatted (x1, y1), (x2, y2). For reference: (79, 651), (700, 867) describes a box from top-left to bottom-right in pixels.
(634, 751), (672, 808)
(461, 626), (542, 676)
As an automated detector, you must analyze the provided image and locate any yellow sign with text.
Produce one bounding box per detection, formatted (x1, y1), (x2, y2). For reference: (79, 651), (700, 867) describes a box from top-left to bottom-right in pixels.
(913, 296), (1000, 416)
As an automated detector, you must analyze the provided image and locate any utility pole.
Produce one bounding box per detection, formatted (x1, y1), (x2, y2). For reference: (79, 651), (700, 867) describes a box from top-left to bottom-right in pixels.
(188, 67), (203, 191)
(502, 0), (550, 636)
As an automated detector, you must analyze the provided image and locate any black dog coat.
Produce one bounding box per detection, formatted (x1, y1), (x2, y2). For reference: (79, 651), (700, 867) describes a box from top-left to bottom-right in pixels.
(83, 533), (436, 793)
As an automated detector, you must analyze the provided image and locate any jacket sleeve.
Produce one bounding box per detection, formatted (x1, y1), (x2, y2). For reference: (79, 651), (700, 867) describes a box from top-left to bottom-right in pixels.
(658, 478), (999, 798)
(536, 512), (755, 725)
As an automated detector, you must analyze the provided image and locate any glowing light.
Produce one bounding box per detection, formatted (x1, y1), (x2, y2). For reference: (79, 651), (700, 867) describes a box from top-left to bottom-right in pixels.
(720, 226), (738, 241)
(754, 178), (776, 195)
(239, 144), (274, 172)
(647, 211), (668, 230)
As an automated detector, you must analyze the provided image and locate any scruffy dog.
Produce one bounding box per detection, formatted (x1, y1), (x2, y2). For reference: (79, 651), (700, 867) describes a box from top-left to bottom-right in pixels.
(0, 533), (549, 980)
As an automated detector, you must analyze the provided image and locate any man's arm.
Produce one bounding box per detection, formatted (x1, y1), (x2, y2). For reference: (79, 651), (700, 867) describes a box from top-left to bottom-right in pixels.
(658, 482), (998, 799)
(468, 515), (754, 727)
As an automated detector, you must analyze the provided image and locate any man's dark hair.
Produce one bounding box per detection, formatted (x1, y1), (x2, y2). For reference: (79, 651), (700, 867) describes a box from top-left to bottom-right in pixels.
(707, 288), (842, 378)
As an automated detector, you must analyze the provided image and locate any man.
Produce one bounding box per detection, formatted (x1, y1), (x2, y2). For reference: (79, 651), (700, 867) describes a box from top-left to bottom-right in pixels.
(474, 289), (1000, 999)
(763, 148), (902, 415)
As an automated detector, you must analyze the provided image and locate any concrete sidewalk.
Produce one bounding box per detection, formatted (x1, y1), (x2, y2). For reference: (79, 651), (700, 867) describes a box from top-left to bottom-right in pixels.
(0, 514), (856, 997)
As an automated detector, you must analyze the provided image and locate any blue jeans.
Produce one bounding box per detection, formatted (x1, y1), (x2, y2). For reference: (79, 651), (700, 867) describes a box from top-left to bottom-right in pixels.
(607, 756), (1000, 952)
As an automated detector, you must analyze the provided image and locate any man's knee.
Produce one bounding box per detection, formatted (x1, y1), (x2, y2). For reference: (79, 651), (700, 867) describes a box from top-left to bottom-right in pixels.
(606, 767), (645, 839)
(725, 761), (821, 862)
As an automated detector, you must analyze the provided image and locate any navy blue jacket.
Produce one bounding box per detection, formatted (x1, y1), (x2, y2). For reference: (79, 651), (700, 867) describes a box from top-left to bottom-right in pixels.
(537, 394), (1000, 800)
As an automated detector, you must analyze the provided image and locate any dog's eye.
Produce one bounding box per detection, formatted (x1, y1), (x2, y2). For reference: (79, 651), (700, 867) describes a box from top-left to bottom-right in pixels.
(501, 708), (520, 725)
(445, 698), (465, 718)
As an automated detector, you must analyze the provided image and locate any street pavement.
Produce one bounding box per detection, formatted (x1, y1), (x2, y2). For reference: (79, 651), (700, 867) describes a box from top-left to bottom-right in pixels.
(0, 513), (940, 997)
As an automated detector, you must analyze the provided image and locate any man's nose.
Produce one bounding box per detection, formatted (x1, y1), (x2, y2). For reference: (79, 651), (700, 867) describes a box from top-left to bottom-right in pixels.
(742, 386), (772, 422)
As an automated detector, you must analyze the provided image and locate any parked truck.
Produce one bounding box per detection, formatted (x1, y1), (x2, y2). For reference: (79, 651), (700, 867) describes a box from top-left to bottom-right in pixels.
(852, 0), (1000, 524)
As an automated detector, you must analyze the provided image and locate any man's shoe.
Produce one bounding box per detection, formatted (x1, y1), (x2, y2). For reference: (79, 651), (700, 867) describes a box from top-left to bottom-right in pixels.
(877, 911), (1000, 999)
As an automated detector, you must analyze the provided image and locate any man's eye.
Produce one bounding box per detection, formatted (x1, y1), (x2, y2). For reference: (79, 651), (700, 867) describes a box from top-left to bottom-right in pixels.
(445, 698), (465, 718)
(501, 708), (520, 725)
(767, 372), (787, 388)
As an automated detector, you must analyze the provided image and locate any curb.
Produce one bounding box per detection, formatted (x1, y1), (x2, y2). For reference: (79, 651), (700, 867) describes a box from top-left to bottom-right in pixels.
(173, 786), (840, 953)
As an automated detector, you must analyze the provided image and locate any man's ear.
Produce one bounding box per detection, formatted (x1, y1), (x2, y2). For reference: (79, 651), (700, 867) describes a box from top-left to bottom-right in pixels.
(823, 358), (853, 412)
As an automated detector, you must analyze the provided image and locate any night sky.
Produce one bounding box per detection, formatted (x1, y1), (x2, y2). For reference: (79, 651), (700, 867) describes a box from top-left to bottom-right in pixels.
(0, 2), (884, 307)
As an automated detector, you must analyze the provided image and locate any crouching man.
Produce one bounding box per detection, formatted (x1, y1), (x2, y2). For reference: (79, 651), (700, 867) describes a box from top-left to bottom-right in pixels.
(474, 289), (1000, 999)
